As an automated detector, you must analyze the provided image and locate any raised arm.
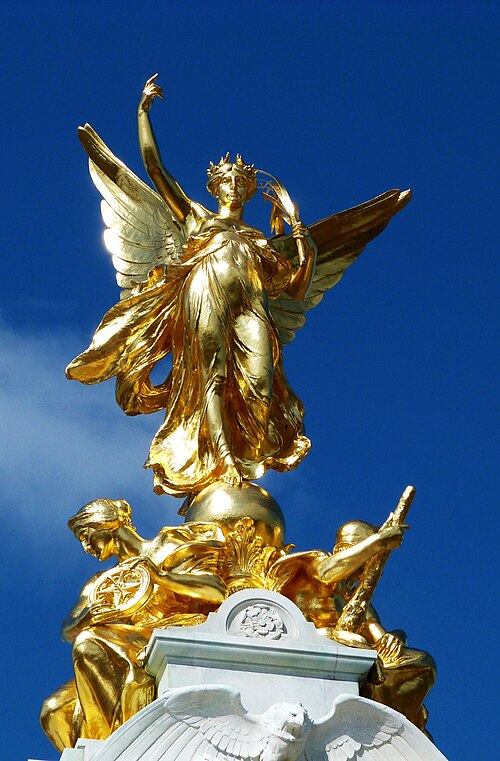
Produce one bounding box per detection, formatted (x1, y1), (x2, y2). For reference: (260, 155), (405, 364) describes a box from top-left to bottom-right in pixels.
(313, 525), (405, 584)
(138, 74), (191, 224)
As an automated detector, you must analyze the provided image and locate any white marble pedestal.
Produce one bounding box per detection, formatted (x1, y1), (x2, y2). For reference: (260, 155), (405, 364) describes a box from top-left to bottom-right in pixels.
(146, 589), (377, 719)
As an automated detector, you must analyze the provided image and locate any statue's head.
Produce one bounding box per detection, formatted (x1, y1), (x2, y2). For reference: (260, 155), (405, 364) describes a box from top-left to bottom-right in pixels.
(262, 701), (311, 738)
(207, 153), (257, 208)
(333, 519), (379, 553)
(68, 498), (134, 561)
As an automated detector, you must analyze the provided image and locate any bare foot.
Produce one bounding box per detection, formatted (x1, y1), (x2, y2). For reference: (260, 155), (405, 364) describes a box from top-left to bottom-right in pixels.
(221, 457), (242, 487)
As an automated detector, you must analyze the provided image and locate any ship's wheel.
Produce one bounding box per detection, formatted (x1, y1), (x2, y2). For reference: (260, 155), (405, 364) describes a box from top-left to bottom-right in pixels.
(90, 563), (153, 614)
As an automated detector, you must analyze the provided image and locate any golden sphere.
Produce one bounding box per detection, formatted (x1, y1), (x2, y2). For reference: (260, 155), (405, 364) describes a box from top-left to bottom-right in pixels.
(183, 481), (286, 546)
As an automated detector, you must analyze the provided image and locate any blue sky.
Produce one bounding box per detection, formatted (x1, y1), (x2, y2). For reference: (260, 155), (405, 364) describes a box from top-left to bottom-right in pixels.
(1, 3), (498, 760)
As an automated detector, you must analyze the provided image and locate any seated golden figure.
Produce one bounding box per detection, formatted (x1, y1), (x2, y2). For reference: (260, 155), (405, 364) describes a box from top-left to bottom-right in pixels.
(40, 498), (226, 750)
(267, 516), (436, 735)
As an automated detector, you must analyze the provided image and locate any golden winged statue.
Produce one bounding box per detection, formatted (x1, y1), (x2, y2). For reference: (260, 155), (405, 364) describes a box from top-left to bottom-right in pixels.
(67, 75), (411, 498)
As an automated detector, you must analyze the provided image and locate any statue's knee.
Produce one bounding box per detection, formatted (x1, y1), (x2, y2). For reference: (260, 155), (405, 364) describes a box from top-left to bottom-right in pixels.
(40, 695), (58, 731)
(40, 681), (77, 751)
(72, 629), (102, 665)
(73, 629), (92, 652)
(426, 653), (437, 686)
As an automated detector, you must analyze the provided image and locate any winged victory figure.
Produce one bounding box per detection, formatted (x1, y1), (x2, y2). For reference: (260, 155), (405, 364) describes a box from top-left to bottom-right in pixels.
(67, 75), (411, 498)
(90, 684), (446, 761)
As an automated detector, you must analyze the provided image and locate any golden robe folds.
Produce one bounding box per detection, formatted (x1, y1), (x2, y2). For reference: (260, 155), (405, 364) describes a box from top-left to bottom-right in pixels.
(67, 223), (310, 495)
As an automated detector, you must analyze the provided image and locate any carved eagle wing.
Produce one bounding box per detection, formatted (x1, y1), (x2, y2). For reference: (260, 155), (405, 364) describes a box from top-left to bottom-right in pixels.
(91, 688), (446, 761)
(91, 685), (272, 761)
(303, 695), (447, 761)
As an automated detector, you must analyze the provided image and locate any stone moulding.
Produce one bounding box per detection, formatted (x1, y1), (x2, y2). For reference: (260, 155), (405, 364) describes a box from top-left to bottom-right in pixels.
(145, 589), (377, 689)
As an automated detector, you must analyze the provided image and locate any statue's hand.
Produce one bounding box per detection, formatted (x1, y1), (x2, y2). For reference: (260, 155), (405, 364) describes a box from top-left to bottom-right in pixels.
(88, 601), (114, 624)
(128, 554), (160, 572)
(140, 73), (164, 112)
(291, 221), (313, 269)
(375, 632), (404, 663)
(124, 556), (147, 569)
(291, 221), (308, 240)
(378, 524), (407, 551)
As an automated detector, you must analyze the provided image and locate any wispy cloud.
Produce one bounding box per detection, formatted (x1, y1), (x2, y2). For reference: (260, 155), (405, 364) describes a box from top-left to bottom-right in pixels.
(0, 320), (177, 547)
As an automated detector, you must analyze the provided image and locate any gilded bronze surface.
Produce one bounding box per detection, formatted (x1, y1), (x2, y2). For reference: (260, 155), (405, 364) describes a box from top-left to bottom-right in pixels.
(66, 74), (410, 497)
(333, 485), (415, 636)
(42, 484), (436, 747)
(266, 486), (435, 735)
(41, 499), (226, 750)
(42, 77), (438, 751)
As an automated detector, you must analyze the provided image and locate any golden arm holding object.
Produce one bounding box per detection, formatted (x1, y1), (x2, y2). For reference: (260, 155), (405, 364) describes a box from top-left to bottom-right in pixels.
(334, 486), (415, 634)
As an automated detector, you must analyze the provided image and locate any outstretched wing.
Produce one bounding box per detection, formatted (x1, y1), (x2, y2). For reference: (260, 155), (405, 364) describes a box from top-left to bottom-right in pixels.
(91, 685), (270, 761)
(79, 124), (186, 299)
(270, 189), (411, 344)
(303, 694), (446, 760)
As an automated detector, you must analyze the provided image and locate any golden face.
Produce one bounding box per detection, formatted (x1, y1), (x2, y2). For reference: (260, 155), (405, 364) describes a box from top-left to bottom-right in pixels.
(76, 525), (116, 561)
(216, 168), (249, 209)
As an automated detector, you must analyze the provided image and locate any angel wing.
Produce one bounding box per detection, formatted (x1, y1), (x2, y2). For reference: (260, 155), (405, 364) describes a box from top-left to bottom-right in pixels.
(270, 189), (412, 344)
(91, 685), (271, 761)
(303, 694), (447, 761)
(78, 124), (186, 299)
